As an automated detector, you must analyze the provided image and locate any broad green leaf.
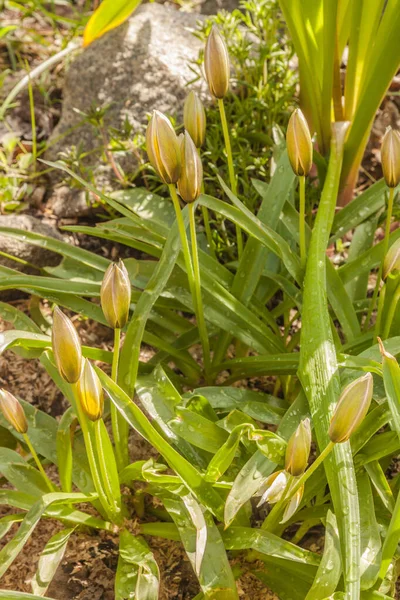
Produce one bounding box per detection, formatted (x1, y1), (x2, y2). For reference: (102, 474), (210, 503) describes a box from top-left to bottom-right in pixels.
(0, 448), (51, 497)
(31, 527), (75, 596)
(168, 407), (228, 453)
(205, 426), (244, 482)
(115, 529), (159, 600)
(83, 0), (142, 46)
(305, 511), (341, 600)
(365, 461), (395, 513)
(96, 367), (224, 520)
(357, 470), (381, 589)
(56, 408), (75, 493)
(0, 301), (41, 333)
(253, 566), (311, 600)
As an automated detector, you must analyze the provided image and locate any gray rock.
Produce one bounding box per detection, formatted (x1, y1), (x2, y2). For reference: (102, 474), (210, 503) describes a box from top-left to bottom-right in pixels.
(0, 215), (63, 273)
(199, 0), (239, 14)
(46, 3), (206, 189)
(47, 185), (92, 218)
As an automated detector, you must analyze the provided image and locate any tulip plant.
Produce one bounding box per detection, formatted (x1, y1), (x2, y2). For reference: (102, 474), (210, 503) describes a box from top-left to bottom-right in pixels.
(0, 13), (400, 600)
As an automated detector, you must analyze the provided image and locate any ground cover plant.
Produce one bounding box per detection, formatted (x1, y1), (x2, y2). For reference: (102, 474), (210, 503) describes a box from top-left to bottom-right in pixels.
(0, 0), (400, 599)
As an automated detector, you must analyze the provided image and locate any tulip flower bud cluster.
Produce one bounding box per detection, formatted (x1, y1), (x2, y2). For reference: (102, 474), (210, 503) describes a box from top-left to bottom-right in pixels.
(184, 91), (206, 149)
(204, 25), (230, 99)
(76, 359), (104, 422)
(52, 307), (82, 384)
(381, 127), (400, 189)
(286, 109), (313, 177)
(146, 110), (181, 185)
(285, 418), (311, 476)
(328, 373), (373, 443)
(0, 389), (28, 433)
(178, 131), (203, 203)
(101, 260), (131, 329)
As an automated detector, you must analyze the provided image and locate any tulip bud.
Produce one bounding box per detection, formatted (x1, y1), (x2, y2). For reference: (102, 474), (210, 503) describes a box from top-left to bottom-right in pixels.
(285, 418), (311, 477)
(281, 484), (304, 524)
(0, 389), (28, 434)
(257, 469), (290, 507)
(146, 110), (181, 184)
(52, 307), (82, 384)
(101, 259), (131, 329)
(184, 91), (206, 148)
(177, 131), (203, 203)
(381, 127), (400, 189)
(204, 25), (230, 99)
(76, 359), (104, 422)
(329, 373), (373, 443)
(286, 109), (313, 177)
(383, 239), (400, 280)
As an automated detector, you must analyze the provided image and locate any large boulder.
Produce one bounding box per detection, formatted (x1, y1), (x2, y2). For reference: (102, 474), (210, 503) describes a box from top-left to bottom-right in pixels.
(46, 3), (206, 191)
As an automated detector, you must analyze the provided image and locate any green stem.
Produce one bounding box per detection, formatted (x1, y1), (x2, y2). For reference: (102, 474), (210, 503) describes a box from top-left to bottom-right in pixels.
(263, 441), (335, 531)
(217, 98), (243, 258)
(22, 433), (55, 492)
(110, 327), (128, 470)
(364, 187), (395, 331)
(189, 202), (211, 383)
(374, 282), (386, 342)
(94, 419), (120, 520)
(71, 383), (113, 519)
(169, 185), (195, 298)
(201, 205), (216, 260)
(377, 482), (400, 585)
(382, 285), (400, 340)
(299, 175), (307, 269)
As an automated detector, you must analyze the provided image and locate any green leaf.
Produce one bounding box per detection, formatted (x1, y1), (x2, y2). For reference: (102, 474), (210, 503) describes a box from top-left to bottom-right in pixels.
(168, 407), (228, 453)
(83, 0), (142, 46)
(0, 448), (51, 497)
(357, 470), (381, 590)
(0, 592), (55, 600)
(0, 301), (42, 333)
(115, 529), (159, 600)
(379, 341), (400, 442)
(305, 511), (341, 599)
(56, 408), (75, 493)
(31, 527), (75, 596)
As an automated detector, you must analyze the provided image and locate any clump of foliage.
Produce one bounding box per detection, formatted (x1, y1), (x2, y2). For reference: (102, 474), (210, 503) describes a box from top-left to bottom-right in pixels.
(0, 1), (400, 600)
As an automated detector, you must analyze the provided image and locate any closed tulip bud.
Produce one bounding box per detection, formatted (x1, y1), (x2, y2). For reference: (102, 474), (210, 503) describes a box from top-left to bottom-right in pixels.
(257, 469), (290, 507)
(101, 260), (131, 329)
(184, 91), (206, 148)
(383, 239), (400, 280)
(0, 389), (28, 434)
(329, 373), (373, 443)
(52, 307), (82, 384)
(381, 127), (400, 189)
(146, 110), (181, 184)
(286, 109), (313, 177)
(204, 25), (230, 99)
(281, 484), (304, 524)
(178, 131), (203, 203)
(285, 418), (311, 476)
(76, 359), (104, 422)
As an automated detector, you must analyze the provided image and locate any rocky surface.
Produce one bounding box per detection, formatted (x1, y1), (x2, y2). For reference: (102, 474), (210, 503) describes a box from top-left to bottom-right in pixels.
(0, 215), (63, 272)
(45, 3), (207, 193)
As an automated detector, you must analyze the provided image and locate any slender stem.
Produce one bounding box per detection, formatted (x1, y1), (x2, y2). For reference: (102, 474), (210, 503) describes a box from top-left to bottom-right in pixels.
(201, 205), (216, 260)
(382, 285), (400, 340)
(374, 282), (386, 342)
(217, 98), (243, 258)
(94, 419), (120, 520)
(169, 185), (195, 297)
(377, 482), (400, 585)
(110, 327), (126, 471)
(299, 175), (307, 269)
(262, 441), (335, 531)
(364, 187), (395, 330)
(71, 383), (113, 519)
(189, 202), (211, 382)
(22, 433), (54, 492)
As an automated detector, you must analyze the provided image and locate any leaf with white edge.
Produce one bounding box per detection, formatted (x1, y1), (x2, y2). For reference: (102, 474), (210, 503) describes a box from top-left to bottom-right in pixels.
(115, 529), (159, 600)
(31, 528), (75, 596)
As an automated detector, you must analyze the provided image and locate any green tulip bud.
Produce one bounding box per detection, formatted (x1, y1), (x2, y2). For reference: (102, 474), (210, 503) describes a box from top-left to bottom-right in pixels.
(100, 259), (131, 329)
(0, 389), (28, 434)
(146, 110), (181, 184)
(381, 127), (400, 189)
(177, 131), (203, 203)
(286, 108), (313, 176)
(184, 91), (206, 148)
(257, 469), (290, 507)
(328, 373), (373, 443)
(281, 484), (304, 524)
(76, 359), (104, 422)
(285, 418), (311, 476)
(383, 239), (400, 280)
(204, 25), (230, 99)
(52, 307), (82, 384)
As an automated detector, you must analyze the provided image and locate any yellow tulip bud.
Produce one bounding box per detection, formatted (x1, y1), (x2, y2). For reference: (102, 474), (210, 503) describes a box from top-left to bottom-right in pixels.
(52, 307), (82, 384)
(184, 91), (206, 148)
(146, 110), (181, 184)
(286, 108), (313, 177)
(100, 259), (131, 329)
(285, 418), (311, 476)
(257, 469), (290, 507)
(329, 373), (373, 443)
(76, 359), (104, 422)
(0, 389), (28, 434)
(383, 239), (400, 280)
(381, 127), (400, 189)
(177, 131), (203, 203)
(204, 25), (230, 99)
(281, 484), (304, 524)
